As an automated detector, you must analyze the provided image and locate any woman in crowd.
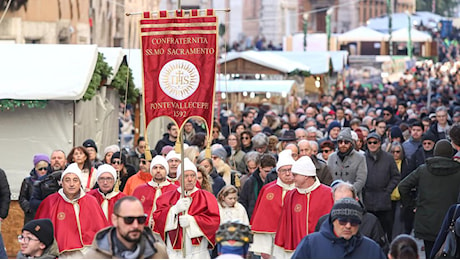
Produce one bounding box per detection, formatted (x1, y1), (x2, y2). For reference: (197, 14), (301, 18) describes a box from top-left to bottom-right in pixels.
(197, 165), (213, 193)
(388, 234), (419, 259)
(102, 144), (119, 164)
(227, 133), (246, 174)
(67, 146), (95, 192)
(240, 130), (254, 153)
(317, 140), (335, 161)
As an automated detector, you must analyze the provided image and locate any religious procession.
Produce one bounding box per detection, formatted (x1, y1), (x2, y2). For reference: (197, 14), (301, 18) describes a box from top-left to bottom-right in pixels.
(2, 0), (460, 259)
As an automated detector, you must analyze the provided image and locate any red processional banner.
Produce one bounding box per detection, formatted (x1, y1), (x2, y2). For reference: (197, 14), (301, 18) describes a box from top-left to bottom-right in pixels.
(140, 9), (218, 137)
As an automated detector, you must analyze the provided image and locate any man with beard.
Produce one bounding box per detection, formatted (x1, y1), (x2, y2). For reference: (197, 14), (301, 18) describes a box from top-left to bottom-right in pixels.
(153, 158), (220, 258)
(87, 164), (126, 224)
(154, 122), (179, 155)
(133, 155), (178, 228)
(84, 196), (168, 258)
(327, 128), (368, 200)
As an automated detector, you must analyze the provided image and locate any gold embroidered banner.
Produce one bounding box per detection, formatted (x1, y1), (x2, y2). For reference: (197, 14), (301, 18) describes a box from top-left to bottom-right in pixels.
(140, 9), (218, 138)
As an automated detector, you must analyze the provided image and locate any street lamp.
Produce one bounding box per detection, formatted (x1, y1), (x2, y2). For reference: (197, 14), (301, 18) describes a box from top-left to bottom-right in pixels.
(406, 10), (413, 59)
(326, 8), (334, 51)
(303, 13), (309, 51)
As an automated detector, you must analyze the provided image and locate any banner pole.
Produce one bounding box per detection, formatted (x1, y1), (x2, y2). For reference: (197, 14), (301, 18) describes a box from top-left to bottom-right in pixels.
(179, 126), (186, 258)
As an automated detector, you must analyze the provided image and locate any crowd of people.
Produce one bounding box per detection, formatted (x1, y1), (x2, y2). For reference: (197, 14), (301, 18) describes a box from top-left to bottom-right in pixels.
(2, 58), (460, 259)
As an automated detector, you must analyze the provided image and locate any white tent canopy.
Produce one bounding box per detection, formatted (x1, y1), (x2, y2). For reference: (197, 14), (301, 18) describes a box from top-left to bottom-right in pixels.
(338, 26), (388, 42)
(123, 49), (143, 90)
(216, 80), (295, 94)
(98, 47), (124, 84)
(391, 27), (432, 42)
(0, 44), (98, 100)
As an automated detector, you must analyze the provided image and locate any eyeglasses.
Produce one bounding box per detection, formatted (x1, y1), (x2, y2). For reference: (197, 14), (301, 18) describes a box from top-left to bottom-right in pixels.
(37, 167), (48, 171)
(278, 168), (292, 174)
(338, 140), (351, 145)
(337, 218), (361, 227)
(367, 141), (379, 145)
(322, 149), (332, 153)
(392, 150), (401, 154)
(140, 160), (148, 165)
(112, 160), (122, 165)
(98, 177), (114, 182)
(115, 214), (148, 225)
(17, 235), (40, 243)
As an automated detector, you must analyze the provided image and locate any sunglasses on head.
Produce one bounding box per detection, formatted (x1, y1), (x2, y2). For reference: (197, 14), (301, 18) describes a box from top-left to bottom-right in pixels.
(116, 214), (147, 225)
(337, 218), (361, 227)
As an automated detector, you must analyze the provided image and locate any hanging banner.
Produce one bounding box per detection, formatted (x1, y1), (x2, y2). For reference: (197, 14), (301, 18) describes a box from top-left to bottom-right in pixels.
(140, 9), (218, 137)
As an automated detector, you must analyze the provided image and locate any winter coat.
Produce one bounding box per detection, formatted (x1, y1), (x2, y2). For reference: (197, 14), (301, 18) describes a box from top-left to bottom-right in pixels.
(154, 133), (176, 155)
(19, 169), (45, 224)
(16, 240), (59, 259)
(399, 156), (460, 241)
(292, 216), (386, 259)
(363, 149), (400, 212)
(428, 122), (451, 141)
(327, 149), (368, 197)
(407, 146), (434, 174)
(209, 168), (226, 196)
(84, 226), (168, 259)
(312, 155), (332, 185)
(0, 168), (11, 219)
(238, 169), (265, 219)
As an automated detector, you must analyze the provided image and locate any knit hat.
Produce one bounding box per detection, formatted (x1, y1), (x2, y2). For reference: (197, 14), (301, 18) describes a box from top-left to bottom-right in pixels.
(61, 163), (82, 182)
(337, 128), (353, 143)
(276, 149), (296, 171)
(103, 145), (120, 155)
(330, 197), (363, 224)
(177, 158), (197, 176)
(422, 132), (436, 143)
(390, 126), (404, 141)
(166, 150), (181, 161)
(212, 145), (227, 160)
(160, 145), (174, 155)
(150, 155), (169, 173)
(33, 154), (50, 166)
(383, 106), (394, 115)
(291, 156), (316, 176)
(111, 151), (126, 164)
(328, 121), (341, 134)
(82, 139), (98, 152)
(96, 164), (117, 181)
(434, 139), (454, 158)
(22, 219), (54, 248)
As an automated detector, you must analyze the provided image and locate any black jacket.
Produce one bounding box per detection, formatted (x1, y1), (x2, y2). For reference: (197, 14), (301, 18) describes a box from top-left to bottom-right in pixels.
(238, 169), (265, 219)
(29, 170), (62, 212)
(0, 169), (11, 219)
(154, 133), (176, 155)
(209, 168), (226, 196)
(19, 169), (44, 224)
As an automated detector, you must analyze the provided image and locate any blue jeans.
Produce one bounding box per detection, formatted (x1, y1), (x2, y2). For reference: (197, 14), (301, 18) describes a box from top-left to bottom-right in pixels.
(0, 232), (7, 259)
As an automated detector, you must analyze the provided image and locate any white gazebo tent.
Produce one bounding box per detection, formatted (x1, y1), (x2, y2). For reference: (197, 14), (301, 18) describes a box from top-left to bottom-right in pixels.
(338, 26), (388, 42)
(391, 27), (432, 42)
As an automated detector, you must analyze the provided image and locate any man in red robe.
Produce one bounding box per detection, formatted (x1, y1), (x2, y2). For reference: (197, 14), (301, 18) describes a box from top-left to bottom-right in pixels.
(153, 158), (220, 258)
(250, 149), (296, 258)
(35, 163), (109, 257)
(87, 164), (126, 224)
(273, 156), (334, 259)
(132, 155), (178, 228)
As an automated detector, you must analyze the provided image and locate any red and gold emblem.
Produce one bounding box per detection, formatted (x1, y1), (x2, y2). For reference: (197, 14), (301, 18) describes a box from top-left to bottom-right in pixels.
(294, 204), (302, 213)
(57, 212), (66, 220)
(266, 192), (274, 201)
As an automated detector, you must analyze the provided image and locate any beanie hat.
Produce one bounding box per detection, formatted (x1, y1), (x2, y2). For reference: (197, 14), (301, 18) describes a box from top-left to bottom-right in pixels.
(111, 151), (126, 164)
(330, 197), (363, 224)
(434, 139), (454, 158)
(177, 158), (197, 177)
(212, 145), (227, 160)
(150, 155), (169, 174)
(328, 121), (341, 134)
(422, 132), (436, 143)
(83, 139), (98, 152)
(390, 126), (404, 141)
(103, 145), (120, 155)
(96, 164), (117, 181)
(22, 219), (54, 248)
(291, 156), (316, 176)
(160, 145), (174, 155)
(61, 163), (82, 182)
(276, 149), (296, 171)
(337, 128), (353, 143)
(383, 106), (394, 115)
(33, 154), (50, 166)
(166, 150), (181, 161)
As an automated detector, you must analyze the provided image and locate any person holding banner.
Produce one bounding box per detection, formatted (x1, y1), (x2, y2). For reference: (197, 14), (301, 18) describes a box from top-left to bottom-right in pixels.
(153, 158), (220, 259)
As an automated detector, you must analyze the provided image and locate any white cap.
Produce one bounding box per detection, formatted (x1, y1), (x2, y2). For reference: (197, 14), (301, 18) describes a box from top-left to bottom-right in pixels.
(177, 158), (197, 177)
(291, 156), (316, 176)
(61, 163), (82, 182)
(351, 130), (358, 142)
(96, 164), (117, 181)
(166, 150), (181, 161)
(276, 149), (295, 172)
(150, 155), (169, 174)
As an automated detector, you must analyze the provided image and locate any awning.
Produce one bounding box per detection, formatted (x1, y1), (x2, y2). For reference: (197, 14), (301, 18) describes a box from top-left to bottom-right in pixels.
(0, 44), (98, 100)
(391, 27), (432, 42)
(123, 49), (143, 90)
(98, 47), (124, 85)
(216, 80), (295, 94)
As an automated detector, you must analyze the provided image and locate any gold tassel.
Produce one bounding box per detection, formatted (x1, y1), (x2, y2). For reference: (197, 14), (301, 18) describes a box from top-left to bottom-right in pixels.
(175, 134), (182, 154)
(144, 135), (153, 161)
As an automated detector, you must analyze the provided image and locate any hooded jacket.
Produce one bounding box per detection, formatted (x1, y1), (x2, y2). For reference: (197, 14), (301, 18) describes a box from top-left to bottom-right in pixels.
(84, 226), (168, 259)
(16, 240), (59, 259)
(399, 156), (460, 241)
(292, 215), (385, 259)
